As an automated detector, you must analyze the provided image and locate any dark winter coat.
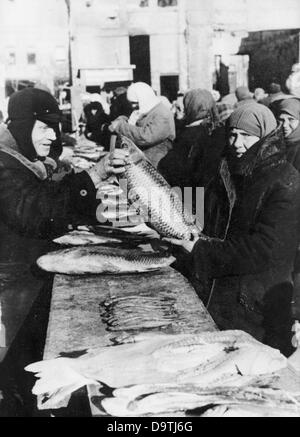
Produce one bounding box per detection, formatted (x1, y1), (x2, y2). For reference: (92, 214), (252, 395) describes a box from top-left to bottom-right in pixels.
(158, 89), (224, 190)
(0, 125), (98, 355)
(158, 123), (225, 189)
(84, 101), (110, 146)
(190, 127), (300, 355)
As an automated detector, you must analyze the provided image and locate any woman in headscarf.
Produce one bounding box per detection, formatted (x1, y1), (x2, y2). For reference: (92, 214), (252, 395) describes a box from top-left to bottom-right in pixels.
(270, 99), (300, 331)
(165, 102), (300, 356)
(158, 88), (224, 190)
(270, 97), (300, 172)
(109, 82), (176, 168)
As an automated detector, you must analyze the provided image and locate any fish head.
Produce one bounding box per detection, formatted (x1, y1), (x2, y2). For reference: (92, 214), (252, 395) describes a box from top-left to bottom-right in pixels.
(119, 135), (148, 165)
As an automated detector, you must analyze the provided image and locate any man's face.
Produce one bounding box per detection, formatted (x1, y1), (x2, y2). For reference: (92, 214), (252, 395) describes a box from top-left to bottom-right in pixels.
(278, 113), (299, 138)
(228, 128), (260, 159)
(31, 120), (56, 157)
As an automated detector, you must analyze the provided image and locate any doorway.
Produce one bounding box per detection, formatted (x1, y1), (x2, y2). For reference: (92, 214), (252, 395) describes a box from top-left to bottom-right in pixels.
(129, 35), (151, 85)
(160, 75), (179, 102)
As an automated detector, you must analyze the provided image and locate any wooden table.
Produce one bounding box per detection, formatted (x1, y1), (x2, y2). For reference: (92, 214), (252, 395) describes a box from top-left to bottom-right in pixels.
(43, 267), (217, 416)
(44, 268), (216, 359)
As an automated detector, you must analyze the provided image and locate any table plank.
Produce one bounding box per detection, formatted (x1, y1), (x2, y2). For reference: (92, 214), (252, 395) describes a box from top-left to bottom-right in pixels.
(44, 267), (216, 360)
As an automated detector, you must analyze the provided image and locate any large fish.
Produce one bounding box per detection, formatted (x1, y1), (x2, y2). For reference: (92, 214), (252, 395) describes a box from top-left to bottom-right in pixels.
(118, 136), (201, 240)
(36, 246), (175, 275)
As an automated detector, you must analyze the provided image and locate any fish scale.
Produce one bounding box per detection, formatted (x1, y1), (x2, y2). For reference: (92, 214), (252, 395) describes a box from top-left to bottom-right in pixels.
(120, 136), (201, 240)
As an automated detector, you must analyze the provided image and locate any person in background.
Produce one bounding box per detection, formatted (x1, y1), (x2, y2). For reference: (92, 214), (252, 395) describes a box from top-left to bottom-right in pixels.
(109, 87), (133, 121)
(165, 102), (300, 357)
(286, 63), (300, 99)
(0, 87), (128, 415)
(254, 87), (268, 103)
(109, 82), (176, 168)
(158, 88), (224, 191)
(235, 86), (254, 107)
(260, 82), (290, 107)
(270, 97), (300, 329)
(220, 92), (238, 107)
(83, 100), (110, 148)
(270, 98), (300, 172)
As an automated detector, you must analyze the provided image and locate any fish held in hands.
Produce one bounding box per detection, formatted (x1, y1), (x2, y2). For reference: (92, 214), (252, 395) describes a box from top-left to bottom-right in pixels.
(119, 136), (201, 240)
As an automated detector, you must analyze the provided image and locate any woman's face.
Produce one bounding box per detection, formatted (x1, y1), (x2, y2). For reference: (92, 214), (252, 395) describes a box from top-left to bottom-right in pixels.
(278, 113), (299, 138)
(31, 120), (56, 157)
(228, 128), (260, 159)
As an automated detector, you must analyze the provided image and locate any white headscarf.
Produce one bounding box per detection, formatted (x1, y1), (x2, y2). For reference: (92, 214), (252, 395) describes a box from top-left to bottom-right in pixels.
(127, 82), (160, 115)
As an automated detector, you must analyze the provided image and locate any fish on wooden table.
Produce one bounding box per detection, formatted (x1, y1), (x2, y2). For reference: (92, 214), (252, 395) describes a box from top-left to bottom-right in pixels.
(53, 230), (123, 246)
(118, 136), (201, 240)
(25, 330), (288, 411)
(101, 383), (300, 417)
(36, 246), (175, 275)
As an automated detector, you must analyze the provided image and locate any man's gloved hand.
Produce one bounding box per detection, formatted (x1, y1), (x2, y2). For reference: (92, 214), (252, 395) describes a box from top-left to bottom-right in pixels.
(87, 148), (129, 188)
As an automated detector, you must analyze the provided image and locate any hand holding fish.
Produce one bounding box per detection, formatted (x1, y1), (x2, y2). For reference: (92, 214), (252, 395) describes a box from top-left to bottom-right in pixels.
(162, 237), (198, 253)
(87, 149), (129, 187)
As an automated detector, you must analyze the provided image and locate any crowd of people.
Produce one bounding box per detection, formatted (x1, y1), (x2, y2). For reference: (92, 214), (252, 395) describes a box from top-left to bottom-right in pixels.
(0, 74), (300, 414)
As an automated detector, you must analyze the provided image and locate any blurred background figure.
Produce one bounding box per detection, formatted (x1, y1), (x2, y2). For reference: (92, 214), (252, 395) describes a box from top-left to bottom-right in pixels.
(235, 86), (254, 107)
(254, 87), (268, 103)
(109, 82), (175, 168)
(109, 87), (133, 121)
(158, 88), (224, 191)
(171, 91), (185, 134)
(260, 82), (290, 107)
(286, 63), (300, 99)
(270, 98), (300, 171)
(83, 100), (110, 148)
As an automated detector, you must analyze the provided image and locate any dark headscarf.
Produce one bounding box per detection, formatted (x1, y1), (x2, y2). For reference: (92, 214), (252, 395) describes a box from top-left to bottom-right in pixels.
(228, 102), (277, 138)
(183, 89), (220, 127)
(270, 98), (300, 145)
(7, 88), (61, 161)
(227, 102), (278, 175)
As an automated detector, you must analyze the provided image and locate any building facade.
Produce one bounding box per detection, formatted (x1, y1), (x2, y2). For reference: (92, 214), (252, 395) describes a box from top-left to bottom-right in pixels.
(0, 0), (300, 108)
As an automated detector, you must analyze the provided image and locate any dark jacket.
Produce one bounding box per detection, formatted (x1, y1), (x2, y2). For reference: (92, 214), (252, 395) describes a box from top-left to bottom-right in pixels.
(158, 123), (225, 190)
(0, 125), (98, 354)
(84, 102), (110, 147)
(191, 127), (300, 354)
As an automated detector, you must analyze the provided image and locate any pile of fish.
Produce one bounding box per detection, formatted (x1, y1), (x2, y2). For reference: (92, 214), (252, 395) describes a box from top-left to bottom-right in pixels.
(26, 330), (295, 415)
(36, 246), (175, 275)
(99, 292), (178, 332)
(119, 136), (201, 240)
(100, 380), (300, 417)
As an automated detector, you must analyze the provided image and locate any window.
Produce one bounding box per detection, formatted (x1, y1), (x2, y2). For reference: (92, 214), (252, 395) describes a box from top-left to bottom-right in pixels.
(55, 47), (67, 63)
(27, 52), (36, 65)
(158, 0), (177, 6)
(7, 52), (16, 65)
